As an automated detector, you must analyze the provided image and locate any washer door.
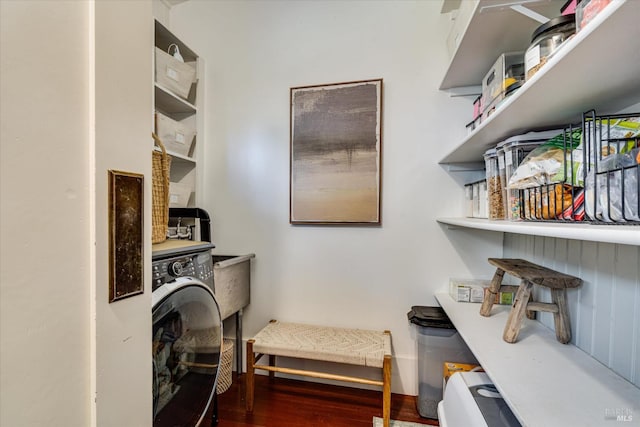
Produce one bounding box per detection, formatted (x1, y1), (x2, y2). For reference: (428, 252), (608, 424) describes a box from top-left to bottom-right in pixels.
(152, 277), (222, 427)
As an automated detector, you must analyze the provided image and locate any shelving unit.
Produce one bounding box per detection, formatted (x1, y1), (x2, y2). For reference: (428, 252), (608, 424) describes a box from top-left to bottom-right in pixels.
(437, 217), (640, 246)
(438, 0), (640, 243)
(154, 19), (200, 208)
(441, 0), (640, 164)
(154, 84), (197, 116)
(435, 293), (640, 427)
(440, 0), (563, 91)
(436, 2), (640, 424)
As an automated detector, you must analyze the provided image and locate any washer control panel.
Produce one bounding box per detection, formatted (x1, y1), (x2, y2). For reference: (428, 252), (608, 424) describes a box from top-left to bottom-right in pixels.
(152, 250), (213, 292)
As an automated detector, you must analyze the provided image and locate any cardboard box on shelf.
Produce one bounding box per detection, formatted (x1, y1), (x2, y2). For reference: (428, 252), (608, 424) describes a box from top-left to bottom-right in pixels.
(483, 286), (516, 305)
(449, 278), (491, 303)
(443, 362), (483, 387)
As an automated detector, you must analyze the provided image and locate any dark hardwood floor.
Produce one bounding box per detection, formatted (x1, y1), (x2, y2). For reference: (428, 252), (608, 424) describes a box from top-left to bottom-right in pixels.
(209, 373), (438, 427)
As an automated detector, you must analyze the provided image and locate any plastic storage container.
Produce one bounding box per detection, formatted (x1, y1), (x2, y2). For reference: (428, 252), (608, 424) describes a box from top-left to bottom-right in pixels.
(464, 183), (474, 217)
(497, 145), (508, 220)
(481, 52), (524, 119)
(499, 129), (564, 220)
(407, 306), (478, 420)
(524, 15), (576, 81)
(484, 148), (505, 220)
(470, 179), (488, 218)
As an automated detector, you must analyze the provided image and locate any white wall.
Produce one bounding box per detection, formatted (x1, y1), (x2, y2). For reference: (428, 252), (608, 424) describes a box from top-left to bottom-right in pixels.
(1, 2), (91, 425)
(171, 0), (502, 394)
(93, 1), (153, 426)
(0, 1), (153, 426)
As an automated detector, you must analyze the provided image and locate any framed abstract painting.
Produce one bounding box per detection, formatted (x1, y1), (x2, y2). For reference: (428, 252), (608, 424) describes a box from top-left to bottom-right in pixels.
(290, 79), (383, 225)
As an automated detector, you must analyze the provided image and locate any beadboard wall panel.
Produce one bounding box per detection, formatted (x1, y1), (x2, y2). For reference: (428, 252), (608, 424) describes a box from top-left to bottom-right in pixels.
(503, 234), (640, 387)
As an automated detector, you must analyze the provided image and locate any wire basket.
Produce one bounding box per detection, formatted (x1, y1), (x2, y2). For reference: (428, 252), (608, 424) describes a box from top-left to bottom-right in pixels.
(511, 125), (584, 221)
(152, 133), (171, 243)
(217, 338), (234, 394)
(582, 110), (640, 224)
(511, 112), (640, 224)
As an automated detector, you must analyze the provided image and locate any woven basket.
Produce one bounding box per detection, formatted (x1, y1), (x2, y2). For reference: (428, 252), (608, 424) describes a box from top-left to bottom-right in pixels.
(217, 338), (234, 394)
(152, 133), (171, 244)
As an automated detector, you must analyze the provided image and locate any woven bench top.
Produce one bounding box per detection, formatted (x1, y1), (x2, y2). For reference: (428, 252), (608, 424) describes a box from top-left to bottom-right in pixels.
(252, 321), (391, 368)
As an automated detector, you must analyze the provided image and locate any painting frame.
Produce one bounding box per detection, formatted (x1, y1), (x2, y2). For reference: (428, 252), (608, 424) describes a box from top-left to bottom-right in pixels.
(108, 170), (144, 303)
(289, 79), (383, 225)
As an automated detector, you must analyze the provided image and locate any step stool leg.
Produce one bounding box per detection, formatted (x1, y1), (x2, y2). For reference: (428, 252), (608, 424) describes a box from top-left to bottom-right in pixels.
(246, 339), (255, 412)
(382, 354), (391, 427)
(526, 292), (537, 320)
(480, 268), (505, 317)
(551, 288), (572, 344)
(503, 280), (534, 343)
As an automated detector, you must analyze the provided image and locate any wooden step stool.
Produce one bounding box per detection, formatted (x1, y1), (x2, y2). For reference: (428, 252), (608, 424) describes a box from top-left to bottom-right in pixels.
(480, 258), (582, 344)
(246, 320), (392, 427)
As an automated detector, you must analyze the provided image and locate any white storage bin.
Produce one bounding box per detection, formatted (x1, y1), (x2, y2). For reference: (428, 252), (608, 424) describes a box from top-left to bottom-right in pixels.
(168, 182), (192, 208)
(155, 47), (197, 100)
(155, 112), (196, 157)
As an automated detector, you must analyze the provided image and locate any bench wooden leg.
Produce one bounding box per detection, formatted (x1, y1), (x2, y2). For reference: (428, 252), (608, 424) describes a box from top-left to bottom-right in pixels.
(246, 339), (255, 412)
(480, 268), (505, 317)
(269, 355), (276, 380)
(503, 280), (533, 343)
(551, 288), (571, 344)
(382, 354), (391, 427)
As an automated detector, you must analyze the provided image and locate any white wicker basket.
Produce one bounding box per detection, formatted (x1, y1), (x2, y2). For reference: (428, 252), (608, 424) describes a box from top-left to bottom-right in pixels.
(217, 338), (234, 394)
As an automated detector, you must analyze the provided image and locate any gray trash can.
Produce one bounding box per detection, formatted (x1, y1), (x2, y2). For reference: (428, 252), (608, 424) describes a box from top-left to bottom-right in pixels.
(408, 305), (478, 419)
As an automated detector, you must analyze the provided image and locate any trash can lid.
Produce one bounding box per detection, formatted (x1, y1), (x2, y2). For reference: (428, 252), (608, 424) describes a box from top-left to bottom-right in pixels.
(407, 305), (455, 329)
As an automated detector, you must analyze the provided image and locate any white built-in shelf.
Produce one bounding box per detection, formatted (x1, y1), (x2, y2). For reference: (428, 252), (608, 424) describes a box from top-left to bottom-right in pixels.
(440, 0), (563, 90)
(440, 0), (640, 165)
(437, 1), (640, 242)
(435, 293), (640, 427)
(155, 20), (198, 63)
(437, 217), (640, 246)
(154, 18), (200, 209)
(153, 146), (195, 164)
(155, 84), (197, 117)
(166, 150), (196, 164)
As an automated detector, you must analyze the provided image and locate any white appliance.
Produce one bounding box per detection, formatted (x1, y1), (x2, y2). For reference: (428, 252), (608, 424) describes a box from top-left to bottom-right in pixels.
(438, 371), (521, 427)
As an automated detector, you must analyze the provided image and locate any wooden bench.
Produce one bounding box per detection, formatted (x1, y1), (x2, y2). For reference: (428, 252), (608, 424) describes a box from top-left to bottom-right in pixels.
(246, 320), (392, 427)
(480, 258), (582, 344)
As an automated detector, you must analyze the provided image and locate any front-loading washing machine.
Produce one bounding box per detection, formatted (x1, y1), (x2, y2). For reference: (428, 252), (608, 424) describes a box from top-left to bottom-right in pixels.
(152, 240), (221, 427)
(438, 371), (521, 427)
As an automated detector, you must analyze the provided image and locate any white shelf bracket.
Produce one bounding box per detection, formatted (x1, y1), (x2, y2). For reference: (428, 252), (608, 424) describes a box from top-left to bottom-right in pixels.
(444, 85), (482, 98)
(478, 1), (550, 24)
(444, 162), (485, 172)
(510, 4), (549, 24)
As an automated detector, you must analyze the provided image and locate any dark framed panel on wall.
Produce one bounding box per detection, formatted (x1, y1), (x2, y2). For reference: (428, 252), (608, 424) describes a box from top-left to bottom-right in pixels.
(108, 170), (144, 302)
(290, 79), (383, 225)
